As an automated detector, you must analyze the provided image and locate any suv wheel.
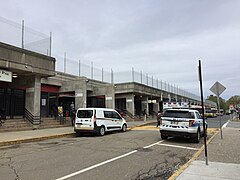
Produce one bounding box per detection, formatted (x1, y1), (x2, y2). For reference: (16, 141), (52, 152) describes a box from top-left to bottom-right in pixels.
(161, 133), (168, 140)
(193, 129), (200, 143)
(98, 126), (105, 136)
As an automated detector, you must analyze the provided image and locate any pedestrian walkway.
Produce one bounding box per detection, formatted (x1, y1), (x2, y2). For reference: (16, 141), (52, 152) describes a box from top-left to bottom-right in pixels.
(0, 120), (155, 147)
(175, 121), (240, 180)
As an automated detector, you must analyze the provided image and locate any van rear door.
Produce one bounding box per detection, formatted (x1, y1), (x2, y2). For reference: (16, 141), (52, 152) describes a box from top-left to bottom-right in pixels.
(75, 109), (94, 129)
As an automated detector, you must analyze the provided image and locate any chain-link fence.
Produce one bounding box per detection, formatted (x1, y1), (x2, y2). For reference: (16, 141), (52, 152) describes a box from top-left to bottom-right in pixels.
(0, 16), (200, 101)
(0, 16), (51, 56)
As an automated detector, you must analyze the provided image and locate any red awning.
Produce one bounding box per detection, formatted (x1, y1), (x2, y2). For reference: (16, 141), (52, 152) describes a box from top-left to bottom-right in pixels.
(41, 84), (60, 93)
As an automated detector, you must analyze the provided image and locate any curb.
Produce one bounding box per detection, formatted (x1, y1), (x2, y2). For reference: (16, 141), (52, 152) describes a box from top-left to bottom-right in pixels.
(168, 129), (220, 180)
(127, 121), (156, 130)
(0, 133), (75, 147)
(0, 122), (154, 147)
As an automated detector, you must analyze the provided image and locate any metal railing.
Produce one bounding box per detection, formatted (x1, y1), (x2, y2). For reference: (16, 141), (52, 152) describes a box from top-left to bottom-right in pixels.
(0, 16), (201, 101)
(0, 16), (51, 56)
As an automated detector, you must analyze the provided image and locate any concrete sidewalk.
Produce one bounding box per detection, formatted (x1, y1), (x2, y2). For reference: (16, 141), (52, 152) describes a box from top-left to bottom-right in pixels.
(176, 121), (240, 180)
(0, 120), (156, 146)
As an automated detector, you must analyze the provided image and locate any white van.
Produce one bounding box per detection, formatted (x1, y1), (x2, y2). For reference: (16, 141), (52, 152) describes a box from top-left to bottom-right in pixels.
(74, 108), (127, 136)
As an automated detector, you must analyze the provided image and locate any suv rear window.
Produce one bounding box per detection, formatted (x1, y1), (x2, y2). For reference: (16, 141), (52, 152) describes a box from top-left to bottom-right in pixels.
(162, 110), (195, 118)
(77, 110), (93, 118)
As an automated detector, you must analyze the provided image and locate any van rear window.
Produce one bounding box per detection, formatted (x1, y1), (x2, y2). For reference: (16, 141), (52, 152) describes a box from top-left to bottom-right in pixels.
(163, 110), (195, 118)
(77, 110), (93, 118)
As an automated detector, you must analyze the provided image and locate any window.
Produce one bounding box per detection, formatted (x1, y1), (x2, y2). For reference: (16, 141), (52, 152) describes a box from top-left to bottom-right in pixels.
(104, 111), (122, 119)
(196, 112), (202, 119)
(112, 111), (121, 119)
(163, 110), (195, 118)
(104, 111), (112, 118)
(77, 110), (93, 118)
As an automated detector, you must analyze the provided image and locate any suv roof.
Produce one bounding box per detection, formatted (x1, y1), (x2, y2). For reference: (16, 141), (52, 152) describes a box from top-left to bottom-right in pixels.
(164, 108), (197, 112)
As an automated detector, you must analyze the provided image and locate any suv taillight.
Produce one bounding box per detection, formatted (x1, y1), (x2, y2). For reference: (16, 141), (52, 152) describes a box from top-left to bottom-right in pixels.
(189, 120), (196, 127)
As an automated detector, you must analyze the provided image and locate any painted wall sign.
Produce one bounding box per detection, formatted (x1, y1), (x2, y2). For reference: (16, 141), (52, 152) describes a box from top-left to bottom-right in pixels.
(75, 93), (83, 97)
(126, 99), (133, 102)
(106, 96), (113, 100)
(0, 69), (12, 82)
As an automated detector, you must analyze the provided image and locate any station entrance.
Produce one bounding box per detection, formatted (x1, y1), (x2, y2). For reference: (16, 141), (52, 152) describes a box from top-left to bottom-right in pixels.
(0, 87), (25, 119)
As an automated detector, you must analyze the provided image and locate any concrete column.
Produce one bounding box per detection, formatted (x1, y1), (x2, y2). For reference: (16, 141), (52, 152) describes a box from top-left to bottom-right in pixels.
(168, 94), (171, 102)
(105, 85), (115, 109)
(153, 102), (159, 113)
(75, 89), (87, 109)
(175, 95), (178, 102)
(126, 94), (135, 116)
(141, 96), (149, 115)
(74, 79), (87, 109)
(25, 75), (41, 127)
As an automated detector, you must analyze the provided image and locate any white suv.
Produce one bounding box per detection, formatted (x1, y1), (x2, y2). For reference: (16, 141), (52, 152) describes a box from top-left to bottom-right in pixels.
(160, 109), (207, 143)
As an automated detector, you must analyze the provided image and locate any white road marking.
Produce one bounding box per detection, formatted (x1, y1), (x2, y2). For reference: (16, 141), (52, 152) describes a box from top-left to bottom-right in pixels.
(143, 140), (164, 148)
(222, 121), (229, 129)
(157, 143), (199, 151)
(56, 140), (164, 180)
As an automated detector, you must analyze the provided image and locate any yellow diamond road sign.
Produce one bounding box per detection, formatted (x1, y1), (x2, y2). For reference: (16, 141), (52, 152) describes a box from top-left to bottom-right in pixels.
(210, 81), (226, 96)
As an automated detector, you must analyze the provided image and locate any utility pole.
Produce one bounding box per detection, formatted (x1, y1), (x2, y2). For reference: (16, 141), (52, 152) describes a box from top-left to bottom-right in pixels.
(198, 60), (208, 165)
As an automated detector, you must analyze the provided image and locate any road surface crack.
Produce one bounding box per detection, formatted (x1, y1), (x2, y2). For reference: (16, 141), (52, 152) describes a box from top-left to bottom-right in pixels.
(7, 157), (19, 180)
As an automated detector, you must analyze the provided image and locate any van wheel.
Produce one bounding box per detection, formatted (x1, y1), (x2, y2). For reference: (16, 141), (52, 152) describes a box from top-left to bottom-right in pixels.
(193, 129), (200, 143)
(98, 126), (105, 136)
(122, 124), (127, 132)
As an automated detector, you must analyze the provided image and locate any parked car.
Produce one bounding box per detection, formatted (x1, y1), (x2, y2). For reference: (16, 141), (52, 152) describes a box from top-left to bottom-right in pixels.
(160, 109), (207, 143)
(74, 108), (127, 136)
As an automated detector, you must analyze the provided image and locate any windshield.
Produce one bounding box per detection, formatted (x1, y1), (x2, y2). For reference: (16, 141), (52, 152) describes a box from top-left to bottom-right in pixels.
(162, 110), (195, 118)
(77, 110), (93, 118)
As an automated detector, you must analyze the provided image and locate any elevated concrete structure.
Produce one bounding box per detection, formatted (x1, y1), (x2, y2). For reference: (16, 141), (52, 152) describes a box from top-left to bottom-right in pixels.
(0, 42), (216, 128)
(0, 42), (55, 127)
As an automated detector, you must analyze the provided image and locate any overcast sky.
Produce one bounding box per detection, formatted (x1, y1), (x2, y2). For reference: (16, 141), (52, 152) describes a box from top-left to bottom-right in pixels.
(1, 0), (239, 100)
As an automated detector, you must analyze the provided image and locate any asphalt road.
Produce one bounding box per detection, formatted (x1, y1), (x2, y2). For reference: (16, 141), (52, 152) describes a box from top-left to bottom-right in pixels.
(0, 127), (218, 180)
(205, 115), (230, 128)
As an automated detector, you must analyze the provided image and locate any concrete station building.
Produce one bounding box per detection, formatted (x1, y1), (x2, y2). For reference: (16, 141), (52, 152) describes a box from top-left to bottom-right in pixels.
(0, 42), (216, 127)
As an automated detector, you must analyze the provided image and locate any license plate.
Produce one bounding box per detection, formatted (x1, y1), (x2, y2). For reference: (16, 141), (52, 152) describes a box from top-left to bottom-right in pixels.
(171, 121), (178, 125)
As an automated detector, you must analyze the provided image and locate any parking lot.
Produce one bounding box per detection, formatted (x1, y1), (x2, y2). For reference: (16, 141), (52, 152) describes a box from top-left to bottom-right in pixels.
(0, 125), (218, 180)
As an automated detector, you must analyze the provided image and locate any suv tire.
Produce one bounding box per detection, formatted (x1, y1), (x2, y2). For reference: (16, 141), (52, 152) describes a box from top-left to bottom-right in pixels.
(193, 129), (200, 143)
(161, 133), (168, 140)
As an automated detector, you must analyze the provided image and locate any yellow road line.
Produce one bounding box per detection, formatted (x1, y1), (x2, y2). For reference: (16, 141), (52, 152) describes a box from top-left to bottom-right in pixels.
(131, 126), (159, 131)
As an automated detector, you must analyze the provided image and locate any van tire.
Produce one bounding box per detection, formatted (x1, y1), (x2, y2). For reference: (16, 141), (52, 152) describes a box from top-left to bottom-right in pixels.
(98, 126), (105, 136)
(122, 124), (127, 132)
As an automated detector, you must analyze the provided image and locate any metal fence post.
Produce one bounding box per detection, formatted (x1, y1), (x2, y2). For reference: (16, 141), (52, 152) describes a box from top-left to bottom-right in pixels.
(79, 60), (81, 77)
(91, 62), (93, 79)
(64, 52), (66, 73)
(111, 69), (114, 84)
(22, 20), (24, 49)
(102, 68), (104, 82)
(132, 67), (134, 82)
(146, 73), (148, 85)
(49, 32), (52, 56)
